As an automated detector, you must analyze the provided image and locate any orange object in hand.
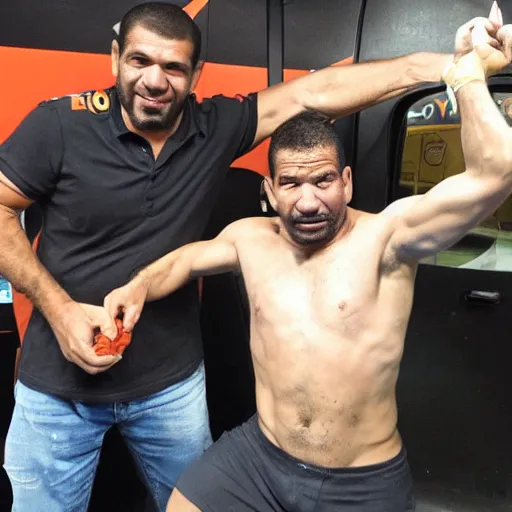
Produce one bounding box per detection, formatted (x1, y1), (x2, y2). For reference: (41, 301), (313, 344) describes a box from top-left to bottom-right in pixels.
(93, 318), (132, 356)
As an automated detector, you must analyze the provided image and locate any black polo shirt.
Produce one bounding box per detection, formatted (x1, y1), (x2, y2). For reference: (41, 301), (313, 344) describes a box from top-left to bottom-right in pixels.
(0, 87), (258, 402)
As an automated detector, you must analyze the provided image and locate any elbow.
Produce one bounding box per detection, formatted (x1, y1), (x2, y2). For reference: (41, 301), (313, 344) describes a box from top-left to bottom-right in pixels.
(294, 81), (317, 113)
(0, 204), (19, 218)
(0, 205), (21, 228)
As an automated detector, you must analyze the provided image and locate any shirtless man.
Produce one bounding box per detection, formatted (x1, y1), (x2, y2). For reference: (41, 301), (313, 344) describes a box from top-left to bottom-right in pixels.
(103, 12), (512, 512)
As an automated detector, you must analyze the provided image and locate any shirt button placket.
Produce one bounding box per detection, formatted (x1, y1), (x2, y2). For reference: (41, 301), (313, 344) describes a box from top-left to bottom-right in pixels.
(145, 157), (157, 216)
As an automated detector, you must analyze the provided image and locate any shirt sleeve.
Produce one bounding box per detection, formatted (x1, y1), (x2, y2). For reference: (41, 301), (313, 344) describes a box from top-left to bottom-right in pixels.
(204, 93), (258, 159)
(0, 104), (63, 201)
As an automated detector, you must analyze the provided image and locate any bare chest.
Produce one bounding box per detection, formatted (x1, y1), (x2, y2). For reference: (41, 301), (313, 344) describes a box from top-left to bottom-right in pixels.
(240, 235), (384, 331)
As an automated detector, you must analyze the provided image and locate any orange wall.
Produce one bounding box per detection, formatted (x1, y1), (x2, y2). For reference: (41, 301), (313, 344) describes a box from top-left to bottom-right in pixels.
(0, 47), (113, 142)
(0, 46), (307, 176)
(0, 45), (351, 175)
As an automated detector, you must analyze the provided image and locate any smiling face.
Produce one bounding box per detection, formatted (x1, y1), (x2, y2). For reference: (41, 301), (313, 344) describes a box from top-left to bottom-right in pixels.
(111, 24), (201, 135)
(267, 144), (353, 247)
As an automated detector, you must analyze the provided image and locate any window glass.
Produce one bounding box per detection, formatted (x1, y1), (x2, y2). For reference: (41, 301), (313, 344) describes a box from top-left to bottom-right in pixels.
(398, 90), (512, 270)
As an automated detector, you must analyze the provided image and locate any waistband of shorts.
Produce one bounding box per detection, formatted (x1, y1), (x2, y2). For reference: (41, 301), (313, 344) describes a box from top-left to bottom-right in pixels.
(248, 414), (407, 476)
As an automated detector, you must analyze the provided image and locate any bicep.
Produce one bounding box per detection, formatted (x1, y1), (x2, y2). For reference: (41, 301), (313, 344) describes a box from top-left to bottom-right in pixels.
(389, 172), (509, 261)
(188, 239), (240, 278)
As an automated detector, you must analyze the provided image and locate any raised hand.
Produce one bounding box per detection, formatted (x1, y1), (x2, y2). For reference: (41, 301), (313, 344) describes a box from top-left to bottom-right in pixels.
(471, 15), (511, 76)
(454, 1), (502, 63)
(444, 2), (511, 99)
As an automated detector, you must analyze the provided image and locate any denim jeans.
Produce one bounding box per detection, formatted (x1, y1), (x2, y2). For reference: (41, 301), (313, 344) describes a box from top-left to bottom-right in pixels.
(3, 362), (212, 512)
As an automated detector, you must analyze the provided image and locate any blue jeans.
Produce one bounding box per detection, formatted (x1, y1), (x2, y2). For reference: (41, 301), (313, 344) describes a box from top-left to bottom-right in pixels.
(3, 362), (212, 512)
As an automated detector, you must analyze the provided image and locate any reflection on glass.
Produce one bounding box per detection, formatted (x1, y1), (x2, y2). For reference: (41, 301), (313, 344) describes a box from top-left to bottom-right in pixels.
(400, 90), (512, 271)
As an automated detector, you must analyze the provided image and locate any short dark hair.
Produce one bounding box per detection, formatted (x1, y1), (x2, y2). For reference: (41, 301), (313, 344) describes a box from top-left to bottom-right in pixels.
(268, 112), (346, 179)
(118, 2), (202, 68)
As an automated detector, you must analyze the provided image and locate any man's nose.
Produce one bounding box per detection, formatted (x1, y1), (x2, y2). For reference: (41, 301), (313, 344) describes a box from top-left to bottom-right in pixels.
(295, 184), (321, 214)
(142, 65), (168, 93)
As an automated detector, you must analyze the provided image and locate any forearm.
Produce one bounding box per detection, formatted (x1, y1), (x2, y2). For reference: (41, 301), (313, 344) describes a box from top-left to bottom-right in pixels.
(457, 80), (512, 175)
(301, 52), (452, 117)
(136, 246), (193, 302)
(0, 207), (72, 317)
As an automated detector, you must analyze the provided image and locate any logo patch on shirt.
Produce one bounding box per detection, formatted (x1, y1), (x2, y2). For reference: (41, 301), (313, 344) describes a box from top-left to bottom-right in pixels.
(71, 96), (87, 111)
(71, 90), (111, 114)
(42, 91), (111, 114)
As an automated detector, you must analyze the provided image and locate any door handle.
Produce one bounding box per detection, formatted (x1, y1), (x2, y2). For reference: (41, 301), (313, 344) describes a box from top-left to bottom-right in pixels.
(464, 289), (501, 305)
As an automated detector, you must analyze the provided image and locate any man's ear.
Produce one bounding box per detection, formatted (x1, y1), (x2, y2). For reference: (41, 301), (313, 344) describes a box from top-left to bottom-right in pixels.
(259, 180), (268, 212)
(263, 177), (278, 213)
(111, 40), (120, 78)
(190, 60), (204, 92)
(342, 166), (353, 204)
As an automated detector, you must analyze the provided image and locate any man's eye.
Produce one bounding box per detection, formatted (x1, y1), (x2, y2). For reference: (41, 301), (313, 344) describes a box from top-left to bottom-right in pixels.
(132, 57), (148, 65)
(316, 175), (334, 187)
(164, 64), (186, 73)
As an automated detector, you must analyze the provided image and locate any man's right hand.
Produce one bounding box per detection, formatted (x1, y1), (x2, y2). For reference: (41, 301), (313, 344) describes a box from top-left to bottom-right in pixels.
(47, 301), (121, 375)
(104, 275), (150, 333)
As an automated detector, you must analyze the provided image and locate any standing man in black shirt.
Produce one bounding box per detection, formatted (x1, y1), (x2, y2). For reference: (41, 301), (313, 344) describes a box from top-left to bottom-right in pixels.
(0, 1), (458, 511)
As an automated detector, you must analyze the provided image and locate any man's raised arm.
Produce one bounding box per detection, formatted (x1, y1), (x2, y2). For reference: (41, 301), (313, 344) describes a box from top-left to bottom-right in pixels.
(385, 21), (512, 263)
(253, 51), (454, 147)
(252, 5), (505, 148)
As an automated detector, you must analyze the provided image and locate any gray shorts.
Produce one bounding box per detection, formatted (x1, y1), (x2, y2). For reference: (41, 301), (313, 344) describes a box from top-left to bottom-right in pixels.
(176, 414), (415, 511)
